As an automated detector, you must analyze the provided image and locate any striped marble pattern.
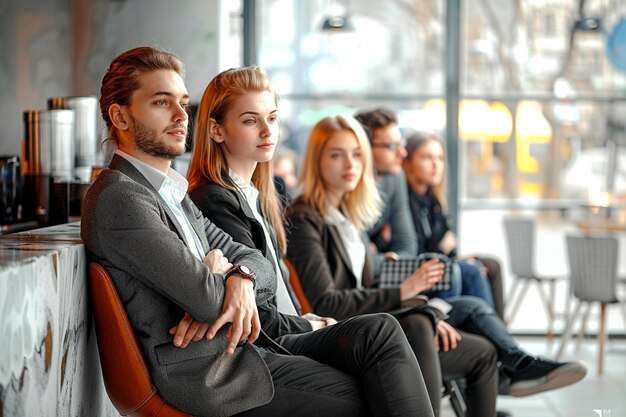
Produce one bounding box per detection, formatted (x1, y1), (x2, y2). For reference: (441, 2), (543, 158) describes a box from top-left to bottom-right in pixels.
(0, 222), (117, 417)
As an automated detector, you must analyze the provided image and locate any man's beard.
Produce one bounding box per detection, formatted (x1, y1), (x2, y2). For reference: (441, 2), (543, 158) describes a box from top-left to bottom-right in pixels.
(129, 115), (186, 160)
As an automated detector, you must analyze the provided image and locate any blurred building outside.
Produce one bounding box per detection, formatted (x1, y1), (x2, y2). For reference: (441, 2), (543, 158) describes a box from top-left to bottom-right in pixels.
(241, 0), (626, 336)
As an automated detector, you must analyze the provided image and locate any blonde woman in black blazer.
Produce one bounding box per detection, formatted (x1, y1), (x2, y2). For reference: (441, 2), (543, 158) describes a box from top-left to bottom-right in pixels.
(286, 115), (588, 417)
(285, 115), (499, 417)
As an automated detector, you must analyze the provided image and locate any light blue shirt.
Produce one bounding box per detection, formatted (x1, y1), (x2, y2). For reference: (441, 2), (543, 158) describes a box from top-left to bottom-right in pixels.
(115, 150), (205, 261)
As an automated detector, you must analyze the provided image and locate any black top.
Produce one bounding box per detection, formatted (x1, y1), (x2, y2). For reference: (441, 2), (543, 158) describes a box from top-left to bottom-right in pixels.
(407, 188), (456, 257)
(189, 177), (313, 339)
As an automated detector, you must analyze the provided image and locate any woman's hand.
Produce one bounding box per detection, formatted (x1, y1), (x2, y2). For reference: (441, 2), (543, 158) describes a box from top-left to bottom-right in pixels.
(438, 231), (457, 256)
(399, 258), (445, 300)
(435, 321), (462, 352)
(308, 318), (334, 331)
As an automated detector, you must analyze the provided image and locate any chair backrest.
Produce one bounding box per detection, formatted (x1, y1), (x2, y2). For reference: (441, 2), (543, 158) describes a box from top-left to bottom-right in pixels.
(566, 235), (619, 303)
(283, 258), (313, 314)
(88, 262), (190, 417)
(503, 217), (536, 278)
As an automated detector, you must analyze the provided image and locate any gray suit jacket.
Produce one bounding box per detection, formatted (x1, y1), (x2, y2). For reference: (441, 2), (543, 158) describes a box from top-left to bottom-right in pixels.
(81, 154), (276, 417)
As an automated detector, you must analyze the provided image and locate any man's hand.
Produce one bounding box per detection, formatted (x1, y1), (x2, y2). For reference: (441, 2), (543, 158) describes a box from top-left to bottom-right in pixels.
(169, 313), (210, 348)
(207, 275), (260, 355)
(204, 248), (233, 275)
(399, 258), (445, 300)
(435, 321), (462, 352)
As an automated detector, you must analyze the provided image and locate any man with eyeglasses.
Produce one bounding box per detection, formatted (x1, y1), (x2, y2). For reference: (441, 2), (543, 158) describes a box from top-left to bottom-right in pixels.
(355, 107), (499, 322)
(354, 108), (416, 264)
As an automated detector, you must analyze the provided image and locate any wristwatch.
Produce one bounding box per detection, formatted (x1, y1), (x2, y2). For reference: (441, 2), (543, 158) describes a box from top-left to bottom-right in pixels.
(223, 265), (256, 289)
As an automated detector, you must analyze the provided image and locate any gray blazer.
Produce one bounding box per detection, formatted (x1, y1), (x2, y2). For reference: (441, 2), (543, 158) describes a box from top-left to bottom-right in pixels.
(81, 154), (277, 417)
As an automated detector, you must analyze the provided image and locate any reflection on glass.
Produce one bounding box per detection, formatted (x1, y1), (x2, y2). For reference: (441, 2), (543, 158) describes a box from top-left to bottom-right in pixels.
(252, 0), (626, 203)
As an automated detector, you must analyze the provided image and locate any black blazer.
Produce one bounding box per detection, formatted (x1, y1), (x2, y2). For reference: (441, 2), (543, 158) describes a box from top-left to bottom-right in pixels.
(285, 199), (403, 320)
(190, 179), (312, 337)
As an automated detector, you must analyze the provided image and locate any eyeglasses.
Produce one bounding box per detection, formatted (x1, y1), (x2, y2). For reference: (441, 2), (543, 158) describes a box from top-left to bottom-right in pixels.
(372, 141), (405, 152)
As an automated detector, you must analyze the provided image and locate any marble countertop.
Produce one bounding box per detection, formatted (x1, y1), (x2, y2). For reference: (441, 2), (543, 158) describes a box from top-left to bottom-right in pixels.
(0, 222), (83, 265)
(0, 221), (116, 417)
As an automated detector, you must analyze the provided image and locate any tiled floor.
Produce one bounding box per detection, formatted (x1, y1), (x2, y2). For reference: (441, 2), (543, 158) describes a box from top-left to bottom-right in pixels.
(440, 336), (626, 417)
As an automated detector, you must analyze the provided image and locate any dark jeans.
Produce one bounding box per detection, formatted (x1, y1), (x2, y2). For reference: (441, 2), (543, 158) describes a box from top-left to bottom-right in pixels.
(398, 314), (497, 417)
(425, 261), (496, 313)
(237, 313), (434, 417)
(446, 296), (526, 370)
(458, 261), (495, 308)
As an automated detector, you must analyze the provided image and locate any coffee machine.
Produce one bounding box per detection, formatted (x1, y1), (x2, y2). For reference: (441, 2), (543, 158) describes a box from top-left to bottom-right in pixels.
(21, 95), (102, 228)
(48, 95), (103, 218)
(48, 95), (102, 180)
(22, 109), (75, 226)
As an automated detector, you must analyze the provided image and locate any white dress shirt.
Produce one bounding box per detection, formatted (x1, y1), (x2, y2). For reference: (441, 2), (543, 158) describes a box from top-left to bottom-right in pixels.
(229, 171), (298, 315)
(115, 150), (205, 261)
(324, 207), (366, 288)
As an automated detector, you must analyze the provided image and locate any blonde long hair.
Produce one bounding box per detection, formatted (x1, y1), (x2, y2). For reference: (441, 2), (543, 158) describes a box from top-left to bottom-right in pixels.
(187, 66), (286, 251)
(299, 115), (381, 230)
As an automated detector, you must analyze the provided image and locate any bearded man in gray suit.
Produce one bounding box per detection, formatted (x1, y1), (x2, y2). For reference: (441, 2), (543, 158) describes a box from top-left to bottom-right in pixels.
(81, 46), (434, 417)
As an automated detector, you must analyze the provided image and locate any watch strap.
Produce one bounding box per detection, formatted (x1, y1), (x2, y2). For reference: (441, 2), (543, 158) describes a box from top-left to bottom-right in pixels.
(223, 265), (256, 289)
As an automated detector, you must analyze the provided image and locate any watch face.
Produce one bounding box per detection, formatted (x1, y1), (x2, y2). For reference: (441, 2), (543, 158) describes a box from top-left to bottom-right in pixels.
(240, 265), (252, 275)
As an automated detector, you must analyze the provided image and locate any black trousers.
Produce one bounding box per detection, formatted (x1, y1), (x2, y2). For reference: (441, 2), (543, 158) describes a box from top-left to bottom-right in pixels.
(398, 314), (498, 417)
(476, 256), (505, 320)
(236, 313), (434, 417)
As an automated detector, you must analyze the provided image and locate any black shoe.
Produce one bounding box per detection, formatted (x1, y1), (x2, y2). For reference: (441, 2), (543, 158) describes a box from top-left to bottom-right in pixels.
(507, 357), (587, 397)
(498, 367), (511, 395)
(497, 411), (513, 417)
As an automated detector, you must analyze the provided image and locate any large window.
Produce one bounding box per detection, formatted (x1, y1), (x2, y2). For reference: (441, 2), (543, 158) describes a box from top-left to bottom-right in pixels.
(252, 0), (626, 204)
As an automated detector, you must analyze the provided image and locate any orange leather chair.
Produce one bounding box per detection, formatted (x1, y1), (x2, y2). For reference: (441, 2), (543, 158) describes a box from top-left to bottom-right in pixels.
(89, 262), (190, 416)
(283, 258), (313, 314)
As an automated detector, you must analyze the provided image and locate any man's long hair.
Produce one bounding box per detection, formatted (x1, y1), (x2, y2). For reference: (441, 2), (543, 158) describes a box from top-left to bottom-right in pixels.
(100, 46), (184, 144)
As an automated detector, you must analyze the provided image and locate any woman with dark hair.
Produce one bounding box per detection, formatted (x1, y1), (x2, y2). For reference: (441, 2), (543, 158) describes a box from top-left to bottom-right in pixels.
(402, 131), (505, 318)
